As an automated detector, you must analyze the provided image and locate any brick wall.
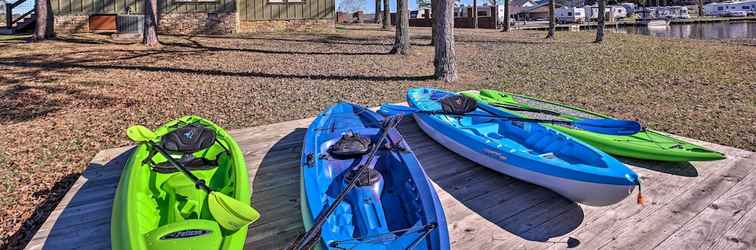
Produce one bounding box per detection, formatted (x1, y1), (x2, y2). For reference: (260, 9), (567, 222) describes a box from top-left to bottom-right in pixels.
(158, 12), (237, 35)
(238, 19), (334, 33)
(54, 15), (91, 33)
(53, 13), (334, 34)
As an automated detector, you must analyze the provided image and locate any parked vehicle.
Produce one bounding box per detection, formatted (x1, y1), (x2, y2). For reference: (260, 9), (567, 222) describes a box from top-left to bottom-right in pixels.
(656, 6), (690, 19)
(584, 5), (628, 21)
(556, 7), (586, 23)
(704, 0), (756, 16)
(723, 10), (749, 16)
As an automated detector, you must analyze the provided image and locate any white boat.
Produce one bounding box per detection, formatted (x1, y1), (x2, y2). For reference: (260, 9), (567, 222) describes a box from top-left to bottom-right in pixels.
(638, 19), (670, 27)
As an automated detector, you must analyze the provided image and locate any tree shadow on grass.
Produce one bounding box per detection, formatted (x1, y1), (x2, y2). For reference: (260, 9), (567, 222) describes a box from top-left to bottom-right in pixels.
(397, 119), (584, 246)
(0, 56), (435, 82)
(189, 34), (432, 47)
(165, 38), (392, 56)
(0, 81), (125, 124)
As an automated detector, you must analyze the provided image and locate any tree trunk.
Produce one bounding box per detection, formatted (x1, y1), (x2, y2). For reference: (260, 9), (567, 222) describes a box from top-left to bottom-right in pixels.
(375, 0), (382, 24)
(391, 0), (410, 54)
(594, 0), (605, 43)
(143, 0), (160, 47)
(32, 0), (54, 41)
(430, 13), (435, 45)
(545, 0), (555, 39)
(697, 0), (704, 17)
(492, 0), (497, 29)
(502, 0), (510, 31)
(382, 0), (390, 29)
(432, 0), (457, 82)
(472, 0), (477, 28)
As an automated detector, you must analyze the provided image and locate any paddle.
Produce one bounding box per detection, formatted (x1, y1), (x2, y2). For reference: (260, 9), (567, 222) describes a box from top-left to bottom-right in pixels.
(127, 125), (260, 231)
(288, 116), (402, 250)
(379, 96), (642, 136)
(487, 102), (563, 116)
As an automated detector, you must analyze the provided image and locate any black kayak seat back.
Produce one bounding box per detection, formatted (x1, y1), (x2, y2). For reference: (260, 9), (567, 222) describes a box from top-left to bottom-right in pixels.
(439, 95), (478, 115)
(328, 131), (371, 159)
(161, 125), (217, 154)
(150, 124), (220, 174)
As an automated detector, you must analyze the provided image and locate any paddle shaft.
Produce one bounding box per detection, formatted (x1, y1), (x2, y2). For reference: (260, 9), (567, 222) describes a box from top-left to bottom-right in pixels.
(292, 117), (399, 250)
(488, 103), (563, 116)
(147, 141), (213, 193)
(425, 111), (578, 126)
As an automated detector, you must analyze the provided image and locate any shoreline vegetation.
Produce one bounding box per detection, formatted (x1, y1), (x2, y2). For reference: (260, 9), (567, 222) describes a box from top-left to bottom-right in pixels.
(0, 25), (754, 249)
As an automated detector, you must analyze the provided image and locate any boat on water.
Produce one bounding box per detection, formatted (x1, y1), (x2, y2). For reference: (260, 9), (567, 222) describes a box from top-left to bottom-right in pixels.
(408, 88), (640, 207)
(638, 19), (671, 27)
(300, 102), (450, 249)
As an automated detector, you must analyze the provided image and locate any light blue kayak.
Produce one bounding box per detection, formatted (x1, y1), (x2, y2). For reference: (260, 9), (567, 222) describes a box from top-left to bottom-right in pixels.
(407, 88), (640, 206)
(300, 102), (450, 249)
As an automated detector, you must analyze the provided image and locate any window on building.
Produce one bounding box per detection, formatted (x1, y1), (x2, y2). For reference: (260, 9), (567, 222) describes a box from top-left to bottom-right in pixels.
(568, 12), (572, 16)
(743, 6), (749, 9)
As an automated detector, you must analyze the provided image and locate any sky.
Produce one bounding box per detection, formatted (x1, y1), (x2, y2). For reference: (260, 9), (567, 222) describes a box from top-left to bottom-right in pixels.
(339, 0), (501, 14)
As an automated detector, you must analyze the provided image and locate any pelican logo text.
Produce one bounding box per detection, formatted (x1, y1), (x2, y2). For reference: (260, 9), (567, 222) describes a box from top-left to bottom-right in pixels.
(160, 229), (210, 239)
(483, 149), (508, 161)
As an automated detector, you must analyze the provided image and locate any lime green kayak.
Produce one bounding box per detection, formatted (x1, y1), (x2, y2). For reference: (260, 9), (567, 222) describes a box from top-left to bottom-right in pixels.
(461, 90), (725, 162)
(112, 116), (254, 250)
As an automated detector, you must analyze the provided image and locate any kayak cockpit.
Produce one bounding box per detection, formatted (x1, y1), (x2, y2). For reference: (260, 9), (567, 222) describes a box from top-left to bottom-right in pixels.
(303, 103), (443, 250)
(312, 132), (431, 249)
(128, 138), (240, 249)
(441, 113), (608, 168)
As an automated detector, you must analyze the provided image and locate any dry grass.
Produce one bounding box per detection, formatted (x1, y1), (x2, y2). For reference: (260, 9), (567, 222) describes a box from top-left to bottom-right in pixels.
(0, 24), (754, 249)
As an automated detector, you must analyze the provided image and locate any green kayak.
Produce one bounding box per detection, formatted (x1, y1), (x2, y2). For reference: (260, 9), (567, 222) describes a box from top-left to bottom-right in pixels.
(112, 116), (257, 250)
(461, 90), (725, 162)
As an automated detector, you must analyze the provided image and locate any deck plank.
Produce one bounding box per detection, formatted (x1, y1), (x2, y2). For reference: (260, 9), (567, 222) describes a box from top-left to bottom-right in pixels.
(24, 117), (756, 250)
(657, 154), (756, 249)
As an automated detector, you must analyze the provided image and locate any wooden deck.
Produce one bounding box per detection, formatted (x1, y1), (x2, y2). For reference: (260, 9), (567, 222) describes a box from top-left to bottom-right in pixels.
(24, 116), (756, 250)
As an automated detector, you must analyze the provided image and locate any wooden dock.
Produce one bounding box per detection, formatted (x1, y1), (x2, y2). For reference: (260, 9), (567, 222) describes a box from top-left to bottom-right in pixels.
(24, 116), (756, 250)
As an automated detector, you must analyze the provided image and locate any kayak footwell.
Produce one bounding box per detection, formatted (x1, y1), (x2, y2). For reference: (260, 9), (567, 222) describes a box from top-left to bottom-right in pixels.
(27, 116), (756, 250)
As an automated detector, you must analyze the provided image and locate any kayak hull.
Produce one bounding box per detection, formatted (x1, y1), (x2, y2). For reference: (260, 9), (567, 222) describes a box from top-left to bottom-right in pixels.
(300, 102), (450, 250)
(464, 89), (725, 162)
(111, 116), (251, 250)
(409, 88), (639, 207)
(415, 115), (634, 206)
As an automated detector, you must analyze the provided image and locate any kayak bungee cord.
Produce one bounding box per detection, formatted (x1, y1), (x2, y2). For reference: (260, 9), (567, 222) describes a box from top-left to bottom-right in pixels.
(327, 223), (437, 249)
(289, 115), (403, 250)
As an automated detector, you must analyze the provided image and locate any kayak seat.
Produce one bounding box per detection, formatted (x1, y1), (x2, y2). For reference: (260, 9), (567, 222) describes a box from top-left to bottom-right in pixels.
(328, 131), (371, 159)
(161, 124), (217, 154)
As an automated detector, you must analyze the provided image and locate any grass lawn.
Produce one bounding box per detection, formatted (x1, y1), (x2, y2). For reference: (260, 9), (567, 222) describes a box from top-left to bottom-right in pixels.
(0, 25), (754, 248)
(0, 34), (31, 42)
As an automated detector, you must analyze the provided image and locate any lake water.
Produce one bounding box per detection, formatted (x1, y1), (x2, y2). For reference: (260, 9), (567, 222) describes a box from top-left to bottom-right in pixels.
(605, 21), (756, 40)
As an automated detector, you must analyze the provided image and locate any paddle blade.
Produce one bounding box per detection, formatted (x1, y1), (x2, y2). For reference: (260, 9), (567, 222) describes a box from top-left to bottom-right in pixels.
(378, 104), (420, 116)
(573, 119), (642, 136)
(126, 125), (157, 142)
(208, 192), (260, 231)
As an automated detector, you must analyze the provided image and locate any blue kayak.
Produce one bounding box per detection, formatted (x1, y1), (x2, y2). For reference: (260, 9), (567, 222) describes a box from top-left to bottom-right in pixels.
(407, 88), (640, 206)
(300, 102), (450, 249)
